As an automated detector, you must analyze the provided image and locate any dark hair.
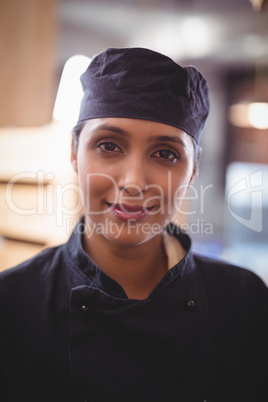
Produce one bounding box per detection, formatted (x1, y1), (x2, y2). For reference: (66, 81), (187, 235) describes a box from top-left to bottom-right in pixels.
(72, 120), (201, 170)
(191, 138), (201, 171)
(72, 121), (86, 151)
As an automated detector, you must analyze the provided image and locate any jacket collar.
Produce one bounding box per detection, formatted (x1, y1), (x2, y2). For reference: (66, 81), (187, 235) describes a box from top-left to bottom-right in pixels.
(65, 218), (196, 299)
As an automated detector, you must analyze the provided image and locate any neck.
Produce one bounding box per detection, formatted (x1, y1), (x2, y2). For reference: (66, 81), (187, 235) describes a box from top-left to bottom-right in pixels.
(82, 225), (168, 300)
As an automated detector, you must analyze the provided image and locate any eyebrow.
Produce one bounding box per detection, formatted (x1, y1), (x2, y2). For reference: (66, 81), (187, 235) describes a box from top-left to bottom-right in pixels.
(88, 123), (186, 147)
(150, 135), (186, 148)
(89, 123), (130, 137)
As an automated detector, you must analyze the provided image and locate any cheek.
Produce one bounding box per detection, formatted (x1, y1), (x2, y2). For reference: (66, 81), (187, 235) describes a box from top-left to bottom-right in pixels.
(78, 171), (119, 212)
(76, 151), (121, 208)
(172, 183), (190, 211)
(162, 168), (194, 210)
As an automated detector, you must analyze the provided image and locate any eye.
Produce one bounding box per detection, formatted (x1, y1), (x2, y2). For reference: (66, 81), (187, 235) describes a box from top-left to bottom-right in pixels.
(152, 149), (179, 161)
(97, 141), (122, 153)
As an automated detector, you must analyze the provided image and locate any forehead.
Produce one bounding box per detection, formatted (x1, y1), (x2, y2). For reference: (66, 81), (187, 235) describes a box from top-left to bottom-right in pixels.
(82, 117), (194, 147)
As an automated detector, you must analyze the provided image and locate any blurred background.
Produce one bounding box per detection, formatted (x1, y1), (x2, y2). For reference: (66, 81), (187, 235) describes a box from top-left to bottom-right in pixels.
(0, 0), (267, 283)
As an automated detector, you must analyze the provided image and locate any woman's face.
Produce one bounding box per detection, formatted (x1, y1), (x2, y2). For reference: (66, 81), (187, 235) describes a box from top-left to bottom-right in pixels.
(71, 118), (197, 246)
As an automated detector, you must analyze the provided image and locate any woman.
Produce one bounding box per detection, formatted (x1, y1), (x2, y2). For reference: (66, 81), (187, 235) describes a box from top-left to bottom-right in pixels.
(0, 47), (267, 402)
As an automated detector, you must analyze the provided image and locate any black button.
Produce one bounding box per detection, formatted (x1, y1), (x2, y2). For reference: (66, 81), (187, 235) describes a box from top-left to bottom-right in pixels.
(185, 299), (196, 311)
(81, 305), (89, 312)
(79, 396), (92, 402)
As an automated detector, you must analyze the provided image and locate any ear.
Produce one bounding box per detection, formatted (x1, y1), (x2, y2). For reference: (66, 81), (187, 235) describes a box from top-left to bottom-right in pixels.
(189, 165), (199, 185)
(71, 136), (78, 174)
(190, 145), (202, 184)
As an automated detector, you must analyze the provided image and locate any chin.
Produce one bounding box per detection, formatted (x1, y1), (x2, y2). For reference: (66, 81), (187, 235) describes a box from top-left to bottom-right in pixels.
(103, 233), (151, 247)
(101, 227), (161, 248)
(84, 214), (166, 247)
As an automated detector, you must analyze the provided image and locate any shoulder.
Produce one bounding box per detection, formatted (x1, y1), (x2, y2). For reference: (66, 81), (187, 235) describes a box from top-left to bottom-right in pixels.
(166, 222), (267, 299)
(0, 243), (65, 292)
(0, 243), (72, 322)
(193, 252), (267, 313)
(167, 222), (267, 294)
(194, 252), (267, 289)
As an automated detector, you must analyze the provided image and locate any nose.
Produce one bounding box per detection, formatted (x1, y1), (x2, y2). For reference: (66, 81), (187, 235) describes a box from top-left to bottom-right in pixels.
(117, 156), (149, 196)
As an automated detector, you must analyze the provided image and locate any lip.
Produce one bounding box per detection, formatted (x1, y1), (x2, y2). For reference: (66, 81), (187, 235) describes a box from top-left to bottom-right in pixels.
(107, 203), (153, 222)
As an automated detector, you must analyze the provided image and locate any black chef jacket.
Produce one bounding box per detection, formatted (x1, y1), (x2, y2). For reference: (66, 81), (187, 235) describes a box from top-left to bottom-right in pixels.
(0, 221), (267, 402)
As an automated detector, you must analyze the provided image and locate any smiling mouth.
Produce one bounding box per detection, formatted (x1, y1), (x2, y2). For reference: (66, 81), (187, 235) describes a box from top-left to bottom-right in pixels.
(107, 203), (154, 221)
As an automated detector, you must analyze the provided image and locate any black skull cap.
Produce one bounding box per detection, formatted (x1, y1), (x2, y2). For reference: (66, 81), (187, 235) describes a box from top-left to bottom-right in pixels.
(77, 47), (209, 143)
